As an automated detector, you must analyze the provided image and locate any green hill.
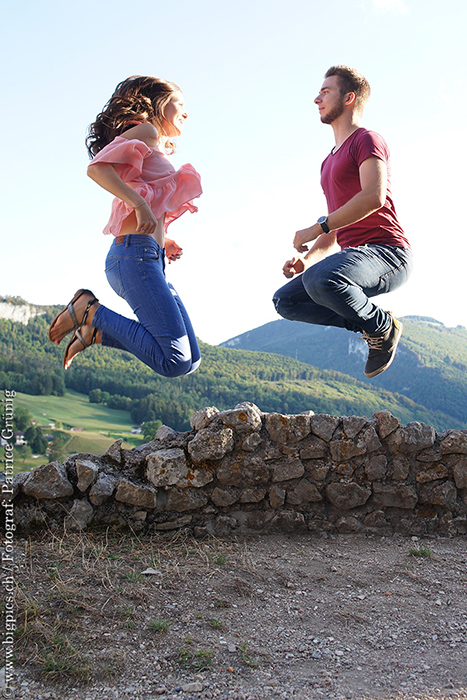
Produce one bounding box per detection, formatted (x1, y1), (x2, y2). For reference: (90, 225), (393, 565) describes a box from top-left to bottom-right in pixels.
(0, 302), (463, 440)
(221, 316), (467, 428)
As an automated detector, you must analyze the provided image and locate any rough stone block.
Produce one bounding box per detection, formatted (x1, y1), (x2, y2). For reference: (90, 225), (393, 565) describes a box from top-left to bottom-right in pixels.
(387, 423), (436, 454)
(64, 499), (94, 531)
(310, 414), (340, 442)
(265, 413), (311, 443)
(89, 473), (117, 506)
(177, 467), (214, 489)
(418, 481), (458, 509)
(373, 410), (400, 438)
(287, 479), (322, 505)
(104, 439), (123, 464)
(269, 485), (286, 508)
(188, 427), (234, 462)
(299, 436), (328, 460)
(190, 407), (220, 431)
(272, 457), (305, 483)
(372, 483), (418, 509)
(220, 403), (263, 433)
(453, 459), (467, 490)
(441, 431), (467, 455)
(363, 510), (389, 529)
(76, 459), (99, 492)
(241, 433), (263, 452)
(306, 463), (330, 483)
(155, 515), (192, 531)
(165, 487), (208, 512)
(336, 515), (361, 533)
(330, 439), (366, 462)
(326, 483), (371, 510)
(239, 487), (267, 503)
(156, 425), (178, 441)
(415, 464), (450, 483)
(389, 457), (410, 481)
(365, 455), (387, 481)
(217, 454), (269, 487)
(360, 425), (383, 453)
(211, 487), (240, 507)
(342, 416), (370, 439)
(23, 462), (74, 500)
(146, 448), (188, 487)
(115, 480), (157, 509)
(271, 511), (307, 533)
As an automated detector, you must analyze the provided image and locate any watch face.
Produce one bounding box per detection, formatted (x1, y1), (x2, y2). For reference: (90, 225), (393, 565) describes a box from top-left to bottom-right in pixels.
(318, 216), (330, 233)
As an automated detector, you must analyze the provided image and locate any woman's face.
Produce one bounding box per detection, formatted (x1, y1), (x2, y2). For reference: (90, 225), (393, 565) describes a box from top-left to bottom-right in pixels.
(161, 91), (187, 136)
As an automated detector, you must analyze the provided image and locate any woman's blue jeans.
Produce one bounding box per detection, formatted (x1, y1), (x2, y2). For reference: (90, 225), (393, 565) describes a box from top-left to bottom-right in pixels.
(273, 244), (413, 335)
(92, 235), (201, 377)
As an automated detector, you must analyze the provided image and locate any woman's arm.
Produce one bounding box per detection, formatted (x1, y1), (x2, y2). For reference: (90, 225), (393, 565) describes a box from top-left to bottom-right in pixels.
(87, 162), (158, 234)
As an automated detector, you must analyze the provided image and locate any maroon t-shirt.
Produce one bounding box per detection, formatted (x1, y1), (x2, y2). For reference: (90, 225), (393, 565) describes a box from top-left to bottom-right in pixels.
(320, 128), (410, 249)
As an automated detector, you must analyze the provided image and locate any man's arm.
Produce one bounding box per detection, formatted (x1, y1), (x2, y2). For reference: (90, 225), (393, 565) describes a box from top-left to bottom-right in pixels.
(293, 157), (387, 253)
(282, 232), (338, 278)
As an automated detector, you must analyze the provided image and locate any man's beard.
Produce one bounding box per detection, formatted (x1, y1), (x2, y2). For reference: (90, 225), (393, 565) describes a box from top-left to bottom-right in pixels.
(321, 99), (345, 124)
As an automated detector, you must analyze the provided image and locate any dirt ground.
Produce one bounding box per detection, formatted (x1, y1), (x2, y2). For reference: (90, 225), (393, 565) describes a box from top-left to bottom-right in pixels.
(7, 530), (467, 700)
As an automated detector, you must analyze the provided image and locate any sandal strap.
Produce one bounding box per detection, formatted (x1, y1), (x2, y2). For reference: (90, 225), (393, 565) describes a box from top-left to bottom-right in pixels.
(79, 297), (99, 328)
(72, 328), (88, 350)
(67, 301), (79, 329)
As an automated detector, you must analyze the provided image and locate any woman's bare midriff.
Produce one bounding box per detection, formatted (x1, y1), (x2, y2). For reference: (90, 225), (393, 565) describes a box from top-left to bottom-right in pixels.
(119, 210), (165, 248)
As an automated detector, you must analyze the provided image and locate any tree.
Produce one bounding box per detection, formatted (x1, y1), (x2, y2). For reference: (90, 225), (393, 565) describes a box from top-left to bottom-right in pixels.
(89, 389), (103, 404)
(13, 405), (32, 431)
(17, 444), (32, 464)
(24, 426), (48, 455)
(49, 431), (69, 462)
(143, 420), (163, 441)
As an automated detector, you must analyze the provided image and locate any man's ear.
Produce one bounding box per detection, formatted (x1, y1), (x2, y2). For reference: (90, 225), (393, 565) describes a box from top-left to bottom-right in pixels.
(345, 91), (357, 107)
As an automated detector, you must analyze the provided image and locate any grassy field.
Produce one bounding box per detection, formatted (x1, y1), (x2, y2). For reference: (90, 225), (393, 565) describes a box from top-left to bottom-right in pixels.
(12, 390), (145, 474)
(15, 389), (139, 433)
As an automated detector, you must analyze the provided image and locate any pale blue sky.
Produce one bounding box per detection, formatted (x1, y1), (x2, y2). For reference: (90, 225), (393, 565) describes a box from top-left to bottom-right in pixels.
(2, 0), (466, 343)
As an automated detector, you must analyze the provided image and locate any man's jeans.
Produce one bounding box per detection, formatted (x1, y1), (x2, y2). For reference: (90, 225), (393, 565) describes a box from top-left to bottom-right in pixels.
(92, 235), (201, 377)
(273, 244), (413, 335)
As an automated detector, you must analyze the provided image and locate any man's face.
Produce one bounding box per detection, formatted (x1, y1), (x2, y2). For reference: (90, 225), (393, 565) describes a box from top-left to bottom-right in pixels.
(314, 76), (346, 124)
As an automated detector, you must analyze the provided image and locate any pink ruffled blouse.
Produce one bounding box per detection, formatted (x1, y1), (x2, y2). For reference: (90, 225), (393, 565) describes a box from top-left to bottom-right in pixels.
(89, 136), (202, 236)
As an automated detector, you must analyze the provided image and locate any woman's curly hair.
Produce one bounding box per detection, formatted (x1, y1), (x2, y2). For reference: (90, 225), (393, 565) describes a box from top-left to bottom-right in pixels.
(86, 75), (181, 158)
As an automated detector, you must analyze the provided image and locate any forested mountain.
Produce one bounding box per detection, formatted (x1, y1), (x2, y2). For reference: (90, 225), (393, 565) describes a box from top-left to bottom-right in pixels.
(221, 316), (467, 429)
(0, 301), (463, 431)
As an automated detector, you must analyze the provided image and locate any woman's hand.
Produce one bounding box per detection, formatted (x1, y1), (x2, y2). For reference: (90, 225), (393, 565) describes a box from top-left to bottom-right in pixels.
(282, 256), (305, 278)
(165, 238), (183, 263)
(134, 201), (158, 234)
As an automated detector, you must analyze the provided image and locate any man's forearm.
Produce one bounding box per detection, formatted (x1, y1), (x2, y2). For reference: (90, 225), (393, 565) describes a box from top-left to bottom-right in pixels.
(303, 231), (339, 267)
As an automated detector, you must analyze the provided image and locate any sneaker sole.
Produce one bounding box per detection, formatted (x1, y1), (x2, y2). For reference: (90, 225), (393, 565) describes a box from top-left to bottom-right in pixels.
(365, 321), (403, 378)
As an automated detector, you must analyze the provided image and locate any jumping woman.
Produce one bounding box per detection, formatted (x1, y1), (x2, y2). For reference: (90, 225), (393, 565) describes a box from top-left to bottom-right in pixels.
(49, 75), (202, 377)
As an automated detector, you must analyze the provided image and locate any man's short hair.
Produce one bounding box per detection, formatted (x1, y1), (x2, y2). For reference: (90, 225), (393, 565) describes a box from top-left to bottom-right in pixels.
(325, 66), (371, 112)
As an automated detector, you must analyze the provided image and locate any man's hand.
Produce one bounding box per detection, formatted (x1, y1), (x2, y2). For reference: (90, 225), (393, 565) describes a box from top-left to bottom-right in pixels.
(282, 256), (305, 278)
(293, 223), (321, 253)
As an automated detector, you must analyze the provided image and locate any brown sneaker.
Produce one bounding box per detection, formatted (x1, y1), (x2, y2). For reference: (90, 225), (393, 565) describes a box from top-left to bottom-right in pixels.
(363, 314), (403, 378)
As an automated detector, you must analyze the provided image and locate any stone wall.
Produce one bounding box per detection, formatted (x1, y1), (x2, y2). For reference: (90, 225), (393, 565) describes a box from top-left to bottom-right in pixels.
(9, 403), (467, 537)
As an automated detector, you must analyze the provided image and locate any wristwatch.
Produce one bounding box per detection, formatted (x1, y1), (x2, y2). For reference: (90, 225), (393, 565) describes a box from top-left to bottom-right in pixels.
(317, 216), (330, 234)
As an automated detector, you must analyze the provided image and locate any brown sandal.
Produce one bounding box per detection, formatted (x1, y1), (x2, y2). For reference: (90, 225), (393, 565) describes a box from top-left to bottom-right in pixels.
(63, 326), (99, 370)
(48, 289), (99, 344)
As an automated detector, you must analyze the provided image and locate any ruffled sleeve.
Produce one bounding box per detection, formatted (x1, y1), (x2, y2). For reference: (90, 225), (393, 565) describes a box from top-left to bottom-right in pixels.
(89, 136), (153, 182)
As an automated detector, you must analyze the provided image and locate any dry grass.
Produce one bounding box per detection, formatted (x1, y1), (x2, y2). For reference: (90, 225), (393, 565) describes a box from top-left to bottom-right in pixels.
(14, 528), (256, 685)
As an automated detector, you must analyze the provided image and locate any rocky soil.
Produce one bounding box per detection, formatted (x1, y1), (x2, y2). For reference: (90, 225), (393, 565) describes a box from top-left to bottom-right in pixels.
(6, 531), (467, 700)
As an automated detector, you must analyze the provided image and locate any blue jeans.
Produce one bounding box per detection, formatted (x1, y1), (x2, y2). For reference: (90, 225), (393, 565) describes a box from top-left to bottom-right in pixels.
(92, 235), (201, 377)
(273, 244), (413, 335)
